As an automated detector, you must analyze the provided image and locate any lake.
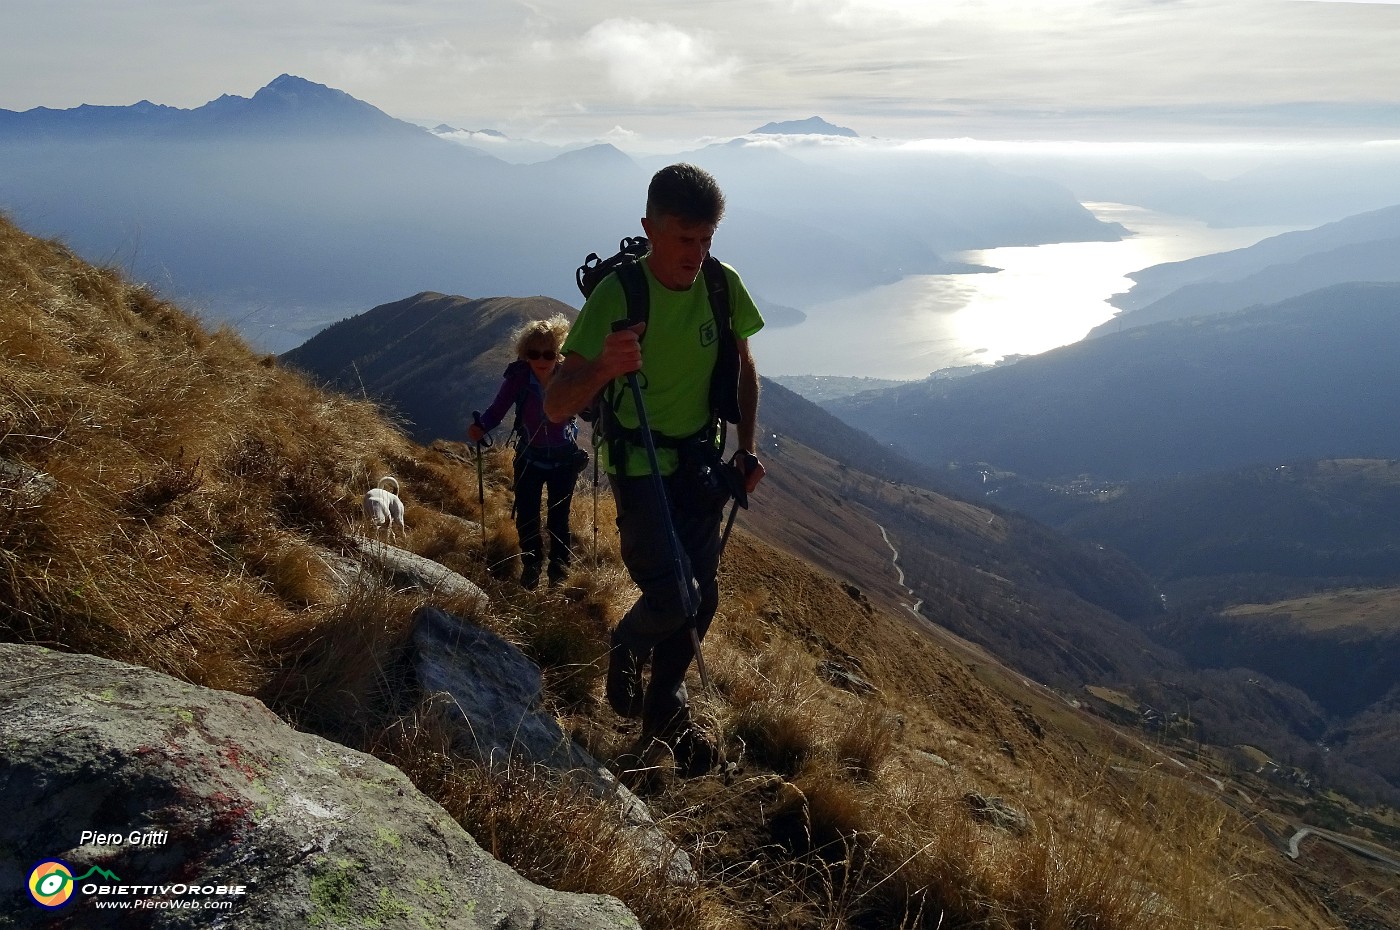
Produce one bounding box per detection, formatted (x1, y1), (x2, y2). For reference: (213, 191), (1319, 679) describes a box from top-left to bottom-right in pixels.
(753, 203), (1300, 381)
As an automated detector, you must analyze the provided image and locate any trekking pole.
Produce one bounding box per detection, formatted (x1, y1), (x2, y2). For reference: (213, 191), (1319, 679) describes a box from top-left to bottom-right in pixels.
(472, 411), (492, 553)
(716, 453), (753, 561)
(591, 449), (600, 557)
(611, 320), (709, 691)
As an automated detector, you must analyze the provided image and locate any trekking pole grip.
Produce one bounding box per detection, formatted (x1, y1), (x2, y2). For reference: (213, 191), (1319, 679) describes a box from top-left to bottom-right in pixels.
(471, 410), (492, 448)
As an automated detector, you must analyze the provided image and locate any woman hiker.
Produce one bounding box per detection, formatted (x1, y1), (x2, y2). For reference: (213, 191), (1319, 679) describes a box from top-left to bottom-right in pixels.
(468, 315), (588, 589)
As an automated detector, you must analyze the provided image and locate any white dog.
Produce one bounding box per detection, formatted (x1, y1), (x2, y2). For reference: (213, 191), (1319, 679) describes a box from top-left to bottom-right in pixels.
(362, 475), (406, 542)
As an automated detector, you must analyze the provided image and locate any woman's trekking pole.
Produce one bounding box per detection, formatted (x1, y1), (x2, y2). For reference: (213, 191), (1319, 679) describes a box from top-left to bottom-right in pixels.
(591, 448), (600, 557)
(611, 320), (709, 691)
(472, 411), (492, 553)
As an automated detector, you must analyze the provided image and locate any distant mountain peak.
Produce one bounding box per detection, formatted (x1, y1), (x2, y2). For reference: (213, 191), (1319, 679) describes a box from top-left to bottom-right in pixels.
(547, 142), (633, 166)
(751, 116), (858, 138)
(249, 74), (367, 111)
(194, 74), (429, 138)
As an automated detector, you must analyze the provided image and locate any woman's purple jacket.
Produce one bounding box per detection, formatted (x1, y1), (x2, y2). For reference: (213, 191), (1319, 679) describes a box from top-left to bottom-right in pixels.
(477, 360), (577, 450)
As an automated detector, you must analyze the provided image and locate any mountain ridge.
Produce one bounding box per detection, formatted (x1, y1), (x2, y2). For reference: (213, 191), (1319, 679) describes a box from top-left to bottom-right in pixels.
(0, 73), (428, 140)
(1093, 202), (1400, 335)
(751, 116), (858, 137)
(281, 291), (576, 444)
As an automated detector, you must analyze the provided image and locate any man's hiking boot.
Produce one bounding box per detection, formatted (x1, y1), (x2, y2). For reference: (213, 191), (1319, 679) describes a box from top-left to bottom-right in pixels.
(605, 641), (645, 719)
(547, 561), (568, 587)
(611, 740), (664, 791)
(519, 562), (541, 590)
(613, 726), (716, 789)
(669, 721), (720, 778)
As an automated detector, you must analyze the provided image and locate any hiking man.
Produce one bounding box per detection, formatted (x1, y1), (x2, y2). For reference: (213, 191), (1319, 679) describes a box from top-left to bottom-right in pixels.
(545, 163), (765, 772)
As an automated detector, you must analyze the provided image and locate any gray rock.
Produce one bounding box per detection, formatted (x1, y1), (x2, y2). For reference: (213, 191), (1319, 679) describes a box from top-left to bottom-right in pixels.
(411, 607), (695, 885)
(963, 792), (1032, 836)
(0, 643), (639, 929)
(0, 456), (55, 505)
(352, 538), (488, 603)
(817, 659), (877, 696)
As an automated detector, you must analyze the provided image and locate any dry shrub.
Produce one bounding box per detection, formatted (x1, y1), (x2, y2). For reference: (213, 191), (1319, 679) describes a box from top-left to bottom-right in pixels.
(715, 587), (772, 653)
(405, 508), (478, 564)
(832, 705), (899, 782)
(257, 574), (424, 744)
(123, 453), (203, 517)
(246, 537), (336, 607)
(509, 596), (610, 711)
(795, 765), (870, 858)
(723, 646), (822, 775)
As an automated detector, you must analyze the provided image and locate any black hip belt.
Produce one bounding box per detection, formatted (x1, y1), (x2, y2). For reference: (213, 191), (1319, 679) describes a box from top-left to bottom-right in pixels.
(523, 444), (579, 461)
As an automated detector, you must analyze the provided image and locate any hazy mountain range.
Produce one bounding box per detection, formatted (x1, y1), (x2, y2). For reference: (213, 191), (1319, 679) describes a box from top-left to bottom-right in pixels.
(0, 74), (1121, 353)
(832, 282), (1400, 481)
(997, 146), (1400, 229)
(1091, 202), (1400, 336)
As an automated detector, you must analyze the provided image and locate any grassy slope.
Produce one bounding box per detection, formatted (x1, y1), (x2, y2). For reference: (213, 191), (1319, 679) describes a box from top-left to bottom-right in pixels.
(1225, 587), (1400, 634)
(0, 213), (1368, 930)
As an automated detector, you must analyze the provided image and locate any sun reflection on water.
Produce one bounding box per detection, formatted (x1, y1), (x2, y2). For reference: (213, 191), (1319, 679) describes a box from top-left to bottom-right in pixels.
(756, 203), (1300, 381)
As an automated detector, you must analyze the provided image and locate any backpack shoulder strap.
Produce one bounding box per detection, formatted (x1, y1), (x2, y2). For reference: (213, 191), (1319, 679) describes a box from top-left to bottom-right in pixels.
(615, 258), (649, 330)
(702, 257), (742, 426)
(509, 364), (532, 444)
(701, 256), (730, 334)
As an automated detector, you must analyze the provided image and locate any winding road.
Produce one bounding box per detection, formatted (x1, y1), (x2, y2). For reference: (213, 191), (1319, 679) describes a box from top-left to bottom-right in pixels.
(1287, 826), (1400, 873)
(876, 522), (923, 616)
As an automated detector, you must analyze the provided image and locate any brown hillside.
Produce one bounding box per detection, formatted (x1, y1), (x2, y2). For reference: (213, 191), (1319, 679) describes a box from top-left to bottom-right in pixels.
(282, 290), (577, 444)
(0, 213), (1370, 930)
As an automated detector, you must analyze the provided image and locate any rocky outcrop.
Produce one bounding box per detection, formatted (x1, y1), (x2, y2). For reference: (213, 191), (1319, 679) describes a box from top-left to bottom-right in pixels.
(0, 643), (638, 929)
(411, 607), (695, 884)
(352, 538), (488, 603)
(0, 456), (54, 505)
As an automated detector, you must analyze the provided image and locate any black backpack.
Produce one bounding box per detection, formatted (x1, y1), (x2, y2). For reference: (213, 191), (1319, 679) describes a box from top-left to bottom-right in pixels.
(574, 237), (742, 429)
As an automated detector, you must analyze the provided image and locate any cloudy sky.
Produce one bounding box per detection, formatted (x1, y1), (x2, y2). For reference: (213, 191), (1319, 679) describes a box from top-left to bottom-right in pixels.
(4, 0), (1399, 147)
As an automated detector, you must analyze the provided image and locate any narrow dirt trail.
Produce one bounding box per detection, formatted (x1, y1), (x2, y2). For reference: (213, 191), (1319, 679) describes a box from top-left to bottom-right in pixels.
(876, 522), (923, 617)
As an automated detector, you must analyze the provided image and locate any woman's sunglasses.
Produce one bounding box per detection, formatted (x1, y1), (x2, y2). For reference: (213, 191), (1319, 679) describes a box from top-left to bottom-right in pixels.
(525, 349), (558, 361)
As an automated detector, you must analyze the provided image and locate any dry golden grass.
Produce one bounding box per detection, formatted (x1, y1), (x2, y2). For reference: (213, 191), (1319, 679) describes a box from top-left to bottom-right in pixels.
(0, 214), (1349, 930)
(373, 707), (738, 930)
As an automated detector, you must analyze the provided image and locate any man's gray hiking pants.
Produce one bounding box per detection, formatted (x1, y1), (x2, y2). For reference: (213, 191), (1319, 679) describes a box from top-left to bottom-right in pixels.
(606, 472), (724, 739)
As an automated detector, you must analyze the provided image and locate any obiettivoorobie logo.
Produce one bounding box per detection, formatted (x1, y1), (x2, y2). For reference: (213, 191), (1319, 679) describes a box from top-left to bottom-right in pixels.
(27, 860), (121, 909)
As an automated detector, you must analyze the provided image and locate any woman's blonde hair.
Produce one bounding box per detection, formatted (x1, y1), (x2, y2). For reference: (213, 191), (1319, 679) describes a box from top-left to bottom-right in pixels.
(512, 313), (571, 358)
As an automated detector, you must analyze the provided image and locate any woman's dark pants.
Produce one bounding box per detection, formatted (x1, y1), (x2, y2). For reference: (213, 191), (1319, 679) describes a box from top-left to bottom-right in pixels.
(514, 456), (577, 576)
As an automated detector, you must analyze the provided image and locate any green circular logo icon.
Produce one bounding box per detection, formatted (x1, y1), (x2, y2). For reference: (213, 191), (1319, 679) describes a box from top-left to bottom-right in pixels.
(28, 860), (76, 909)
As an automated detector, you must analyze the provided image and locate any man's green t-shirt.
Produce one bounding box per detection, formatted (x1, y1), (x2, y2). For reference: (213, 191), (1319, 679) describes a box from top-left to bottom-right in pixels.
(563, 257), (765, 476)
